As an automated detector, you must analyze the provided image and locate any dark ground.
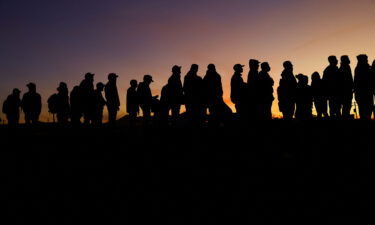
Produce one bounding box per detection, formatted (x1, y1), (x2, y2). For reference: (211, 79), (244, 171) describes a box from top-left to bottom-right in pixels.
(2, 119), (375, 224)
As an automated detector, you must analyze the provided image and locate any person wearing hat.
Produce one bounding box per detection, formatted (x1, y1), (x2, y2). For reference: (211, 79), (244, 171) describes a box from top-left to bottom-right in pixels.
(47, 82), (70, 124)
(183, 64), (204, 125)
(257, 62), (274, 120)
(354, 54), (373, 120)
(165, 65), (184, 119)
(21, 82), (42, 124)
(2, 88), (22, 125)
(339, 55), (354, 119)
(126, 80), (139, 124)
(322, 55), (340, 118)
(231, 64), (247, 119)
(105, 73), (120, 125)
(277, 61), (297, 120)
(79, 72), (95, 124)
(137, 75), (155, 120)
(247, 59), (260, 120)
(94, 82), (107, 125)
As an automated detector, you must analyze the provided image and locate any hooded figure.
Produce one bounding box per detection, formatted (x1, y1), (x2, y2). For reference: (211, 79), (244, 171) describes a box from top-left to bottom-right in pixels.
(231, 64), (247, 118)
(203, 64), (224, 122)
(322, 56), (341, 118)
(127, 80), (139, 121)
(354, 54), (373, 120)
(257, 62), (274, 120)
(311, 72), (328, 118)
(137, 75), (154, 120)
(338, 55), (354, 119)
(183, 64), (204, 125)
(105, 73), (120, 125)
(277, 61), (297, 120)
(94, 82), (106, 125)
(79, 72), (95, 124)
(21, 82), (42, 124)
(166, 65), (184, 119)
(2, 88), (21, 125)
(295, 74), (313, 120)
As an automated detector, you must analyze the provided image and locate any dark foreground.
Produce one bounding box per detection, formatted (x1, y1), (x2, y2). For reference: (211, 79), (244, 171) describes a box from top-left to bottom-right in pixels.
(2, 120), (375, 224)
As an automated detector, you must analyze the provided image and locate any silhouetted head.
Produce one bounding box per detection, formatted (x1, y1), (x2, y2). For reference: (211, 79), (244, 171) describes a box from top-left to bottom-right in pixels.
(143, 75), (154, 84)
(283, 61), (293, 71)
(340, 55), (350, 65)
(172, 65), (182, 75)
(96, 82), (105, 91)
(233, 64), (244, 73)
(130, 79), (138, 88)
(357, 54), (368, 64)
(249, 59), (260, 71)
(85, 72), (95, 80)
(108, 73), (118, 82)
(207, 64), (216, 72)
(57, 82), (68, 93)
(296, 74), (308, 85)
(12, 88), (21, 97)
(328, 56), (338, 66)
(26, 82), (36, 93)
(261, 62), (270, 72)
(311, 72), (321, 81)
(190, 64), (199, 74)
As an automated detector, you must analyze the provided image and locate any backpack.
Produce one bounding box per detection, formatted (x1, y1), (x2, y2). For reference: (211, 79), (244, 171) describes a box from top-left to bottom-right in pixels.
(47, 94), (59, 114)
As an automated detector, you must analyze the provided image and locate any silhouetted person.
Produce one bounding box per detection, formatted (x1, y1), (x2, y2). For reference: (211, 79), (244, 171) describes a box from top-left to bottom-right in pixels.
(203, 64), (224, 124)
(354, 54), (373, 120)
(247, 59), (260, 120)
(257, 62), (274, 120)
(93, 82), (106, 125)
(48, 82), (70, 124)
(79, 72), (95, 125)
(105, 73), (120, 125)
(295, 74), (313, 120)
(137, 75), (154, 120)
(231, 64), (247, 118)
(127, 80), (139, 123)
(339, 55), (354, 119)
(183, 64), (204, 125)
(70, 86), (82, 126)
(21, 83), (42, 124)
(277, 61), (297, 120)
(323, 56), (341, 118)
(2, 88), (21, 125)
(311, 72), (328, 118)
(166, 65), (184, 119)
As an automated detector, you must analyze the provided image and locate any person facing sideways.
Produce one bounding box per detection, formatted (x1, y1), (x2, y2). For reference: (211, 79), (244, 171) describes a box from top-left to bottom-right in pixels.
(247, 59), (260, 120)
(311, 72), (329, 119)
(230, 64), (248, 118)
(183, 64), (204, 125)
(48, 82), (70, 124)
(70, 86), (82, 126)
(257, 62), (274, 120)
(166, 65), (184, 119)
(323, 55), (341, 118)
(203, 64), (224, 118)
(79, 72), (95, 125)
(105, 73), (120, 125)
(127, 80), (139, 122)
(354, 54), (373, 120)
(339, 55), (354, 119)
(93, 82), (106, 125)
(21, 82), (42, 124)
(2, 88), (21, 125)
(137, 75), (155, 120)
(277, 61), (297, 120)
(295, 74), (313, 120)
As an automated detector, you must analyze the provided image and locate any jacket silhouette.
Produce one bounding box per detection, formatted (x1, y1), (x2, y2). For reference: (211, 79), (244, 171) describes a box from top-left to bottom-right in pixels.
(311, 72), (328, 118)
(247, 59), (260, 120)
(230, 64), (247, 117)
(277, 61), (297, 120)
(339, 55), (354, 119)
(257, 62), (274, 120)
(323, 56), (341, 118)
(2, 88), (21, 125)
(295, 74), (313, 120)
(21, 83), (42, 124)
(70, 86), (82, 126)
(166, 65), (184, 118)
(93, 82), (106, 125)
(354, 54), (373, 120)
(79, 73), (95, 124)
(137, 75), (154, 119)
(127, 80), (139, 121)
(105, 73), (120, 125)
(183, 64), (204, 125)
(48, 82), (70, 124)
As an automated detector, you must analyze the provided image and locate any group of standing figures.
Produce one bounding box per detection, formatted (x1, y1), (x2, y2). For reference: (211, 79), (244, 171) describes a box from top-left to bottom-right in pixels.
(2, 54), (375, 126)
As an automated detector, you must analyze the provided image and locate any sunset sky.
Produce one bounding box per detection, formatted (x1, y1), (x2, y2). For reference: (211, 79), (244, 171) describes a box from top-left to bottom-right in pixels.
(1, 0), (375, 121)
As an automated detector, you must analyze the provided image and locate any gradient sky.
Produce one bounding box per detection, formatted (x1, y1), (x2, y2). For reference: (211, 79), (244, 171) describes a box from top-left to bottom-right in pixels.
(1, 0), (375, 121)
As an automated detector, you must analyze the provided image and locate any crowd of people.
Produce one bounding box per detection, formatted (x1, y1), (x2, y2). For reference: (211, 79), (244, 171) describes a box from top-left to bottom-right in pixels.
(2, 54), (375, 126)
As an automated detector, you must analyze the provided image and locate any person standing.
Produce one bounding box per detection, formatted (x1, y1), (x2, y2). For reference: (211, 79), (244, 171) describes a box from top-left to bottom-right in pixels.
(203, 64), (224, 124)
(230, 64), (247, 118)
(21, 83), (42, 124)
(127, 80), (139, 122)
(137, 75), (154, 120)
(70, 86), (82, 126)
(295, 74), (313, 120)
(2, 88), (21, 125)
(247, 59), (260, 120)
(323, 56), (341, 118)
(183, 64), (204, 125)
(79, 72), (95, 125)
(277, 61), (297, 120)
(93, 82), (106, 125)
(257, 62), (274, 120)
(166, 65), (184, 119)
(354, 54), (373, 120)
(339, 55), (354, 119)
(311, 72), (328, 119)
(105, 73), (120, 125)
